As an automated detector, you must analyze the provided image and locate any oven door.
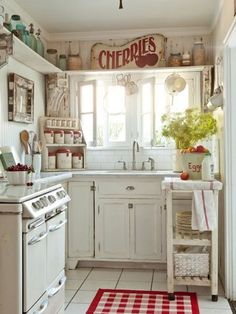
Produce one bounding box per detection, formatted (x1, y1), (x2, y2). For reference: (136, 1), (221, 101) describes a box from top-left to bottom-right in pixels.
(46, 211), (67, 285)
(23, 222), (48, 312)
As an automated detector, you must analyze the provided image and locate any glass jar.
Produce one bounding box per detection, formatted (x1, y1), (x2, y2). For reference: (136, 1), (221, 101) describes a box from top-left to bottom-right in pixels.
(57, 149), (72, 169)
(10, 15), (22, 31)
(168, 53), (182, 67)
(72, 152), (83, 169)
(59, 54), (67, 71)
(64, 130), (74, 144)
(46, 48), (58, 66)
(28, 23), (37, 52)
(54, 130), (64, 144)
(182, 51), (191, 66)
(193, 41), (205, 65)
(44, 129), (54, 144)
(48, 152), (56, 169)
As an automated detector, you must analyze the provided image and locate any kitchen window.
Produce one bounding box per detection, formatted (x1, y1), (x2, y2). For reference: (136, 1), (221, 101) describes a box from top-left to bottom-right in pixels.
(71, 71), (201, 148)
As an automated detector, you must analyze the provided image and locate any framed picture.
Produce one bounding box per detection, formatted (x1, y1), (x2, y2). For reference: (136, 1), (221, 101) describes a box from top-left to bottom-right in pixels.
(8, 73), (34, 123)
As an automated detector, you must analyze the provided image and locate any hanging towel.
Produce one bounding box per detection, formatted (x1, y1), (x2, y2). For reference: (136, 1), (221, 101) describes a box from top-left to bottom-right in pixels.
(191, 190), (216, 232)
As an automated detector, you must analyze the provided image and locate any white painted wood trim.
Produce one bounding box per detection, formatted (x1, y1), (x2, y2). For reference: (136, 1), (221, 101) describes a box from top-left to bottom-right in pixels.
(223, 40), (236, 300)
(47, 26), (211, 42)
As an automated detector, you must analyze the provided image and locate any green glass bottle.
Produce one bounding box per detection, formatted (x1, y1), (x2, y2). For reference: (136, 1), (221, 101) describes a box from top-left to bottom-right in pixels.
(36, 29), (44, 57)
(28, 23), (37, 52)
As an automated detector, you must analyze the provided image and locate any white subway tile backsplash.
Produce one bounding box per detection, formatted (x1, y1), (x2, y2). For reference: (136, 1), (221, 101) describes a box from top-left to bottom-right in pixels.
(86, 148), (173, 170)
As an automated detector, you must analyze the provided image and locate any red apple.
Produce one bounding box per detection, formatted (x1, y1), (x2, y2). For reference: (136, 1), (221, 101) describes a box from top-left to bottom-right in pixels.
(180, 171), (189, 180)
(196, 145), (205, 153)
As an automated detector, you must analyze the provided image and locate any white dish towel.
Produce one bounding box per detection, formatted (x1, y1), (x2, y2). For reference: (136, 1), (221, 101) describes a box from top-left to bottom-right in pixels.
(191, 190), (216, 232)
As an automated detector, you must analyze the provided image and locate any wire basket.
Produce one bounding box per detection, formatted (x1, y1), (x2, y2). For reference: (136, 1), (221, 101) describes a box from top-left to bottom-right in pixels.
(174, 252), (209, 277)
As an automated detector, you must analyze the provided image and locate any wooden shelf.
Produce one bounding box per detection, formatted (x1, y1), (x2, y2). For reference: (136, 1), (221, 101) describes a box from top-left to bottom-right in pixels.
(45, 143), (85, 147)
(43, 168), (86, 172)
(65, 65), (213, 76)
(3, 28), (62, 74)
(173, 238), (211, 246)
(174, 277), (210, 286)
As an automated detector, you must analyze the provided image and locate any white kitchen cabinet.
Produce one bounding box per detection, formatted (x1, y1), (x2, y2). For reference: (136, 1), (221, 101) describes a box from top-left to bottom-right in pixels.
(96, 177), (163, 261)
(96, 199), (130, 259)
(67, 181), (94, 268)
(130, 200), (162, 260)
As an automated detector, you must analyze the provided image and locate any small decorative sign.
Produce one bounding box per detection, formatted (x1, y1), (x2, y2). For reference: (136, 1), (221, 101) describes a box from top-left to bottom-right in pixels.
(8, 73), (34, 124)
(91, 34), (165, 70)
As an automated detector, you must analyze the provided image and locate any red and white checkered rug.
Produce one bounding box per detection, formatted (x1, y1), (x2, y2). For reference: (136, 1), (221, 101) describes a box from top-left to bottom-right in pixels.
(86, 289), (199, 314)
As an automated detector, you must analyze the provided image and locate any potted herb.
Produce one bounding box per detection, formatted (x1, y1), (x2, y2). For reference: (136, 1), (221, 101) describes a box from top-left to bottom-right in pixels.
(161, 108), (217, 171)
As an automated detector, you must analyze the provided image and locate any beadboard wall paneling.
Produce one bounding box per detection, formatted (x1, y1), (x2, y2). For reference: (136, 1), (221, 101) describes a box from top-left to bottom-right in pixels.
(0, 57), (45, 161)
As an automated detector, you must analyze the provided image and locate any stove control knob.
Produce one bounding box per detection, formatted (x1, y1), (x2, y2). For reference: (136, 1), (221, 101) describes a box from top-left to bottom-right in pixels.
(48, 195), (56, 203)
(56, 191), (62, 199)
(36, 200), (44, 209)
(32, 202), (38, 209)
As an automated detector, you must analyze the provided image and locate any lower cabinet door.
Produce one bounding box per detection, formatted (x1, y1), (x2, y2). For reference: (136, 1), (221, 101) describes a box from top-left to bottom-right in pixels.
(130, 199), (162, 260)
(96, 199), (130, 259)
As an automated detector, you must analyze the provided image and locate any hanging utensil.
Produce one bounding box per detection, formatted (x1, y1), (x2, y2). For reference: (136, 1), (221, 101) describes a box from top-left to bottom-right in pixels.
(20, 130), (30, 154)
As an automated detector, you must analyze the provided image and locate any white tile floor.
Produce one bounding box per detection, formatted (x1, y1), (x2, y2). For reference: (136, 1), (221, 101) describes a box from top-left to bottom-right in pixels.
(64, 267), (233, 314)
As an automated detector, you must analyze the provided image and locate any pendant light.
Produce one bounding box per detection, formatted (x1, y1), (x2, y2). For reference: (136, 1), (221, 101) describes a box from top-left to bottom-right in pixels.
(119, 0), (123, 9)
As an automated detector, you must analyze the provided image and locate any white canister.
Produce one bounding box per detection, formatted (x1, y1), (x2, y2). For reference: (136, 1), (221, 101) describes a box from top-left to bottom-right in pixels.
(74, 130), (83, 144)
(54, 130), (64, 144)
(65, 130), (74, 144)
(33, 154), (41, 177)
(44, 129), (54, 144)
(72, 152), (83, 169)
(57, 149), (72, 169)
(201, 153), (214, 181)
(48, 152), (56, 169)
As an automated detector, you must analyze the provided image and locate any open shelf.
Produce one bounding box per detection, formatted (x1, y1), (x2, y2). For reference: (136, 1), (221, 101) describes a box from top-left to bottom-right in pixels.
(3, 27), (62, 74)
(45, 143), (86, 147)
(174, 277), (210, 286)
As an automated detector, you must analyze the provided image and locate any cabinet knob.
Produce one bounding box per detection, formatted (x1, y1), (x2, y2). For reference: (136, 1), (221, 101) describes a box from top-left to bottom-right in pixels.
(126, 186), (135, 190)
(128, 203), (133, 209)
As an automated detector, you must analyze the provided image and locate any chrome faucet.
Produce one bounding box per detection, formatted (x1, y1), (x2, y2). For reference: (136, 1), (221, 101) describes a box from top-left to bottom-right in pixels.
(132, 141), (140, 170)
(148, 157), (155, 170)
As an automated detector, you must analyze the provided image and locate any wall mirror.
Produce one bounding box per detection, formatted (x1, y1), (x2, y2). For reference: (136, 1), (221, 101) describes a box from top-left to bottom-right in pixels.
(8, 73), (34, 124)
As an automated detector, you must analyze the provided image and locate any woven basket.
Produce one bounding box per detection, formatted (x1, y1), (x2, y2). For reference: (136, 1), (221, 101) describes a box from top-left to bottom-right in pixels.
(175, 211), (199, 237)
(174, 252), (209, 277)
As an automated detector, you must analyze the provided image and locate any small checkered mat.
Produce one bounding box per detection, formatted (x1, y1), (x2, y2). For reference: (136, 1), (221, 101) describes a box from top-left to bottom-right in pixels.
(86, 289), (199, 314)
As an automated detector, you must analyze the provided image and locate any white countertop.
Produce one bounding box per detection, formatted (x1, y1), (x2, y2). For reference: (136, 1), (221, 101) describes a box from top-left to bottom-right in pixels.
(70, 170), (178, 177)
(0, 172), (72, 203)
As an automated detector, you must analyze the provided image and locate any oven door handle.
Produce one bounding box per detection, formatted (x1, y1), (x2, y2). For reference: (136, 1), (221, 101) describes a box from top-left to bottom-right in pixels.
(48, 275), (67, 298)
(48, 219), (67, 232)
(33, 298), (49, 314)
(28, 231), (48, 246)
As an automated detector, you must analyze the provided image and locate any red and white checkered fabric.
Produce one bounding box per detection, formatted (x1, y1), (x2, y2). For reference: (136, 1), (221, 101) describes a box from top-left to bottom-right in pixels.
(87, 289), (199, 314)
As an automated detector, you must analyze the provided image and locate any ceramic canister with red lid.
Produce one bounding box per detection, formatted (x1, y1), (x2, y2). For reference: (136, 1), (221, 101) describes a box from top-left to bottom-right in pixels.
(72, 152), (83, 169)
(65, 130), (74, 144)
(57, 148), (72, 169)
(54, 130), (64, 144)
(44, 129), (54, 144)
(48, 151), (56, 169)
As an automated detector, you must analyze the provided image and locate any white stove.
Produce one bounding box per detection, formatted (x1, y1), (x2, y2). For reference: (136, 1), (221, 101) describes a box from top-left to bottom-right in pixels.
(0, 182), (70, 314)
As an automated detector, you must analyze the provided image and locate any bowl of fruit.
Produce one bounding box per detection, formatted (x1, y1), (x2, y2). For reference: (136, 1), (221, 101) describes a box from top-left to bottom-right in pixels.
(6, 163), (34, 185)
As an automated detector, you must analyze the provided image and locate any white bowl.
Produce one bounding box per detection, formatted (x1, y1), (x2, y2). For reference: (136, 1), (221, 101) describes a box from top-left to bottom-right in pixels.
(6, 171), (28, 185)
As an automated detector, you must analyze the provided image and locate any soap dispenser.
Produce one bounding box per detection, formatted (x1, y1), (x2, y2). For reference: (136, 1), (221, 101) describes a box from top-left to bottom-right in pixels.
(36, 29), (44, 57)
(28, 23), (37, 52)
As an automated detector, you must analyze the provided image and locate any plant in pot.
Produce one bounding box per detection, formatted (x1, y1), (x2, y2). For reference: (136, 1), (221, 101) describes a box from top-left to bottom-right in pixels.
(161, 108), (217, 174)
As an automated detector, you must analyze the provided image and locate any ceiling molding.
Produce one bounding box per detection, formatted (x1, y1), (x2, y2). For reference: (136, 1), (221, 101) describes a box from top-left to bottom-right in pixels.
(2, 0), (50, 41)
(47, 26), (212, 42)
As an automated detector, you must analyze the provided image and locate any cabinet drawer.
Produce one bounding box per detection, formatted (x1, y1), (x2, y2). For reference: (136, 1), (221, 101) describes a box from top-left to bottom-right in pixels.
(97, 179), (161, 197)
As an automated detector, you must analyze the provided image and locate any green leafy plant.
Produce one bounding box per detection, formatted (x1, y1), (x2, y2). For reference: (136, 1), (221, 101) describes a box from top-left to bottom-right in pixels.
(161, 108), (217, 149)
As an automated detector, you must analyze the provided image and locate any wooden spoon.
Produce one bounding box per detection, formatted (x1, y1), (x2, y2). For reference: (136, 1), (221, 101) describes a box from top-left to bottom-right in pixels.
(20, 130), (30, 154)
